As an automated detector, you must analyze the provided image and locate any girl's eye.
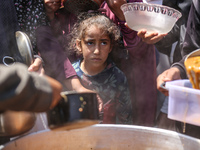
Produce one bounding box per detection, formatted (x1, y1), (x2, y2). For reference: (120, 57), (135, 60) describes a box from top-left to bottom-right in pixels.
(86, 41), (93, 45)
(101, 41), (107, 45)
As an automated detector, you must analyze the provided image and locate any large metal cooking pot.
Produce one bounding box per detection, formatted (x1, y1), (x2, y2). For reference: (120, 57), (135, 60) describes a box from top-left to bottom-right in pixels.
(0, 111), (36, 137)
(46, 91), (99, 131)
(2, 124), (200, 150)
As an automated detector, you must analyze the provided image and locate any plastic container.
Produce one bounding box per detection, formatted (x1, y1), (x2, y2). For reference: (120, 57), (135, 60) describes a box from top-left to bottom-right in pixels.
(120, 2), (182, 34)
(166, 79), (200, 126)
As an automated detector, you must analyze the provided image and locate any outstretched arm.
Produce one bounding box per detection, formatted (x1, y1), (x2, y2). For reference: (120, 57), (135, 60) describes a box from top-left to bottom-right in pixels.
(0, 63), (62, 112)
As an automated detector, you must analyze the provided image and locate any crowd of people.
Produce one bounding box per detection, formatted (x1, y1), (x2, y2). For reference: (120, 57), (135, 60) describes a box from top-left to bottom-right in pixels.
(1, 0), (200, 144)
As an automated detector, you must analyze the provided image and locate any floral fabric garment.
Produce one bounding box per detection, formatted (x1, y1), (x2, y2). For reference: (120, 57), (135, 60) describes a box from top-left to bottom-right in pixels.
(14, 0), (49, 53)
(73, 59), (133, 124)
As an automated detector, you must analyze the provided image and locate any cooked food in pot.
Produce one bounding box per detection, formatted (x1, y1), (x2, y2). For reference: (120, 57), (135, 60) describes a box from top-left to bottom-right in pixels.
(184, 56), (200, 89)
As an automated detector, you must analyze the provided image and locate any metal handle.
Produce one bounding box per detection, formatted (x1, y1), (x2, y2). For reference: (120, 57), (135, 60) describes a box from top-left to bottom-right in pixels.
(3, 56), (15, 66)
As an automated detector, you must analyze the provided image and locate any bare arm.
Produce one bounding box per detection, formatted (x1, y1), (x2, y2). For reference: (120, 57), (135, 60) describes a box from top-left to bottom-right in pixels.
(0, 63), (62, 112)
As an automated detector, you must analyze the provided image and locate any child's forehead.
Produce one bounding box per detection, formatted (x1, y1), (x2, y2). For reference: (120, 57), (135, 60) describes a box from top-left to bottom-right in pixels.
(84, 25), (108, 36)
(84, 24), (107, 32)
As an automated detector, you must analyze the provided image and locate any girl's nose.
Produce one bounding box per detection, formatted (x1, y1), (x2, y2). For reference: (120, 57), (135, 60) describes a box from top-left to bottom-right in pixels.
(93, 45), (100, 54)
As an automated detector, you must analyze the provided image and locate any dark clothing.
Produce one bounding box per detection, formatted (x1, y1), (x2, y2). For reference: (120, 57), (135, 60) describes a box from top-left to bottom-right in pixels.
(172, 0), (200, 79)
(14, 0), (49, 54)
(182, 1), (200, 56)
(73, 59), (133, 124)
(36, 26), (77, 83)
(155, 0), (191, 63)
(0, 0), (23, 64)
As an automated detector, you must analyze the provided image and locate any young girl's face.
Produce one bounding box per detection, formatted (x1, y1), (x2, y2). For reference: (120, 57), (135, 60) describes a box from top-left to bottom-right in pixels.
(77, 25), (112, 73)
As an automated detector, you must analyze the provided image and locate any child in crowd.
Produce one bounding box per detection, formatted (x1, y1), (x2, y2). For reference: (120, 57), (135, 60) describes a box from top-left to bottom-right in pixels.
(37, 0), (157, 126)
(69, 12), (133, 124)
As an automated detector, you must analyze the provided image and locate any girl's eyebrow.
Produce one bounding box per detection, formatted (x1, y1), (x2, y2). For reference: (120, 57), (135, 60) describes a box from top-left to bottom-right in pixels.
(85, 38), (109, 41)
(84, 38), (95, 41)
(101, 38), (110, 40)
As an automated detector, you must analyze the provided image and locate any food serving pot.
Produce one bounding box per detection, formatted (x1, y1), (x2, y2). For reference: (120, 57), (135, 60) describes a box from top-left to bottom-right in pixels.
(0, 91), (99, 137)
(0, 111), (36, 137)
(184, 49), (200, 89)
(2, 124), (200, 150)
(46, 91), (99, 131)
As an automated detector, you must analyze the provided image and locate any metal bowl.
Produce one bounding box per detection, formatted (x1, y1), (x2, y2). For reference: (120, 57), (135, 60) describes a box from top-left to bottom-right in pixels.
(2, 124), (200, 150)
(121, 2), (182, 34)
(0, 111), (36, 137)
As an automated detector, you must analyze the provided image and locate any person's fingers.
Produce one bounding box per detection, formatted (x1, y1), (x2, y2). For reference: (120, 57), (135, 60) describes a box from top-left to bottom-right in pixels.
(157, 67), (181, 96)
(156, 70), (171, 96)
(162, 91), (169, 96)
(157, 73), (166, 90)
(149, 33), (167, 43)
(28, 58), (43, 72)
(137, 29), (147, 38)
(164, 67), (181, 81)
(137, 29), (167, 44)
(157, 82), (169, 96)
(40, 68), (45, 75)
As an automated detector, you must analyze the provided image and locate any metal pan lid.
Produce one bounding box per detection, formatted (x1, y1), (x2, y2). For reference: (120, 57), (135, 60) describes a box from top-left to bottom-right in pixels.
(16, 31), (34, 66)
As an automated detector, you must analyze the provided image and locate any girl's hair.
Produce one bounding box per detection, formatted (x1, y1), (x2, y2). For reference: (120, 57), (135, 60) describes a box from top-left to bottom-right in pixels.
(68, 11), (122, 59)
